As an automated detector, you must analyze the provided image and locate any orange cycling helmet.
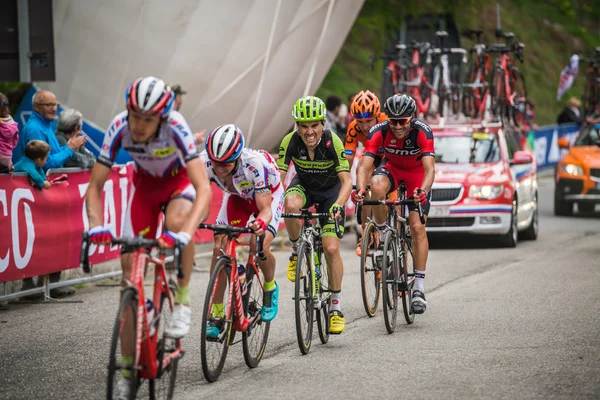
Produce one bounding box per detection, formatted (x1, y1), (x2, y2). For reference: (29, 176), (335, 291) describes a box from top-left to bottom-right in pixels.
(351, 90), (381, 120)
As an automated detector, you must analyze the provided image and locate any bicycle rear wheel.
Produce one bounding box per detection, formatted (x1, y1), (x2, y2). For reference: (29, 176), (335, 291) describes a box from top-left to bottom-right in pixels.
(400, 237), (416, 325)
(360, 222), (381, 317)
(107, 287), (139, 400)
(295, 242), (314, 355)
(381, 231), (398, 334)
(242, 262), (270, 368)
(316, 247), (330, 344)
(149, 278), (180, 400)
(200, 257), (233, 382)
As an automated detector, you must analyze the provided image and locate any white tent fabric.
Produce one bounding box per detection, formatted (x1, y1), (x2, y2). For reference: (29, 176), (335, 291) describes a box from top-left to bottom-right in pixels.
(42, 0), (365, 151)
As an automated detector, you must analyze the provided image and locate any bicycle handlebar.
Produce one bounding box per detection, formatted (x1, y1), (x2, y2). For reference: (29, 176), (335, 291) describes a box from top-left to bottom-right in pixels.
(79, 232), (185, 279)
(198, 223), (266, 260)
(356, 198), (425, 225)
(282, 208), (343, 239)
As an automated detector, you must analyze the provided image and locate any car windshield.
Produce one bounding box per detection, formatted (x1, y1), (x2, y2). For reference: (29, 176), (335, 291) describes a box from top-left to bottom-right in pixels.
(574, 125), (600, 146)
(434, 133), (501, 164)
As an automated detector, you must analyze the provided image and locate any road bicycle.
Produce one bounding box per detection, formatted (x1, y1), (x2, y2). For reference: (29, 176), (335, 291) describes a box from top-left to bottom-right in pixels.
(80, 233), (185, 400)
(462, 29), (492, 120)
(282, 207), (341, 355)
(357, 182), (424, 334)
(197, 224), (268, 382)
(489, 30), (527, 126)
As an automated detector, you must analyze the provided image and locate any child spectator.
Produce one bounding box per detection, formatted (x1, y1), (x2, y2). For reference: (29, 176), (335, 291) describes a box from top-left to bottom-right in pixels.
(0, 92), (19, 173)
(13, 140), (51, 189)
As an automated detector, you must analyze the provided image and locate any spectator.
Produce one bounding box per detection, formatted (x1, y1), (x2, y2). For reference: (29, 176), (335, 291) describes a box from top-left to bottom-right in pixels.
(0, 92), (18, 173)
(585, 102), (600, 125)
(557, 97), (583, 125)
(13, 140), (51, 189)
(55, 109), (95, 169)
(13, 90), (86, 169)
(170, 84), (186, 111)
(325, 95), (343, 137)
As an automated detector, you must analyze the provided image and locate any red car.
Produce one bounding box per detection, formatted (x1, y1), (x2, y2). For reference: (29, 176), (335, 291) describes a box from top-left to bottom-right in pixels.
(427, 122), (538, 247)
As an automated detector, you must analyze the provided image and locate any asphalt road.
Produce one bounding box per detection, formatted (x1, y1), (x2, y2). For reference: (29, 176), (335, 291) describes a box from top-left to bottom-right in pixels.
(1, 177), (599, 400)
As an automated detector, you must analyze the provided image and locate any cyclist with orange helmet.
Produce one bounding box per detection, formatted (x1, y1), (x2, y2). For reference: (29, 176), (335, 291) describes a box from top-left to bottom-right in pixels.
(345, 90), (388, 256)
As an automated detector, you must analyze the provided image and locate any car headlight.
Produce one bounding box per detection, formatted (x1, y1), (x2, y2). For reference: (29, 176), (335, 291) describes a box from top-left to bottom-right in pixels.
(469, 184), (503, 200)
(560, 163), (584, 176)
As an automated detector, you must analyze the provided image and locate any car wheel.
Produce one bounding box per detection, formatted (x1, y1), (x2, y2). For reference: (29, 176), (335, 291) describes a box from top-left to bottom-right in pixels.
(578, 203), (595, 213)
(520, 193), (538, 241)
(553, 188), (573, 216)
(500, 197), (518, 248)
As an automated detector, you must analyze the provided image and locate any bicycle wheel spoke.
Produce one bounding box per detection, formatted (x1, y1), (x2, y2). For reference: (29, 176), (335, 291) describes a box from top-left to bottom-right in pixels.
(201, 259), (233, 382)
(243, 263), (270, 368)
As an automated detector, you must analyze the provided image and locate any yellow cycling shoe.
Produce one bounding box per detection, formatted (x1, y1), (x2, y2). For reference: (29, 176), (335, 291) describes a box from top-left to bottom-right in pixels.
(287, 254), (297, 282)
(329, 310), (345, 334)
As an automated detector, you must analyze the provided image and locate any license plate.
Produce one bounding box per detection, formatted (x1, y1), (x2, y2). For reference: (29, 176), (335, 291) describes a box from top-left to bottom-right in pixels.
(429, 205), (450, 218)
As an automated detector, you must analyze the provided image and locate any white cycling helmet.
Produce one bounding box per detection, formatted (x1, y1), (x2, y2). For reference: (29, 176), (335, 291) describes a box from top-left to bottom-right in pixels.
(205, 124), (245, 163)
(125, 76), (174, 118)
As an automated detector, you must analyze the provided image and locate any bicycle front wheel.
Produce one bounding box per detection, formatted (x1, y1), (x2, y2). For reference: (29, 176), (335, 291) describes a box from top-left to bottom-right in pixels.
(360, 222), (381, 317)
(295, 242), (314, 355)
(149, 278), (180, 400)
(200, 257), (233, 382)
(242, 262), (270, 368)
(400, 238), (416, 325)
(381, 231), (399, 334)
(316, 247), (330, 345)
(107, 287), (139, 400)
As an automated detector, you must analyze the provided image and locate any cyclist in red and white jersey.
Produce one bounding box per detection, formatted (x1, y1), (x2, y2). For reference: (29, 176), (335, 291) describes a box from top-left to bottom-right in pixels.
(86, 76), (212, 337)
(200, 124), (284, 337)
(354, 94), (435, 314)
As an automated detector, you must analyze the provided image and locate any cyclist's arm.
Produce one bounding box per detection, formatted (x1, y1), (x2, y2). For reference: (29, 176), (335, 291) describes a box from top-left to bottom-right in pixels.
(254, 190), (273, 226)
(277, 132), (294, 189)
(335, 171), (352, 206)
(85, 162), (111, 228)
(344, 121), (359, 165)
(182, 157), (212, 236)
(417, 125), (436, 193)
(356, 155), (375, 191)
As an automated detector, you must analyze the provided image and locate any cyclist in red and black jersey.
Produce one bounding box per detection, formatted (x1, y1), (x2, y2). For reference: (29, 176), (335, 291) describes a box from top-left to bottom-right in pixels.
(353, 94), (435, 314)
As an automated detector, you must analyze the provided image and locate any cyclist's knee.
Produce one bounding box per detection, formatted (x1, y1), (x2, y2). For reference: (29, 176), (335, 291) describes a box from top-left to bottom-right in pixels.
(284, 194), (304, 212)
(322, 237), (340, 257)
(370, 176), (389, 199)
(409, 219), (427, 239)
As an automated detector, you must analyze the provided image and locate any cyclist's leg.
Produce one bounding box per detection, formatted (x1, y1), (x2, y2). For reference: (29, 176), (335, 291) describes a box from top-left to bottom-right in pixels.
(369, 162), (395, 227)
(162, 179), (198, 337)
(317, 186), (346, 333)
(118, 173), (162, 385)
(403, 173), (431, 314)
(283, 176), (311, 282)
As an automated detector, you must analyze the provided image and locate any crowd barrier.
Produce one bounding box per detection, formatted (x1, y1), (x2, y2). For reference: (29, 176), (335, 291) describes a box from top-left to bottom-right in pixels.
(530, 122), (580, 171)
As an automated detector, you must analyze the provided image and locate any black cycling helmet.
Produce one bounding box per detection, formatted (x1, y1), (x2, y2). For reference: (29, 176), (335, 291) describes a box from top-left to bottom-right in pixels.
(383, 94), (417, 118)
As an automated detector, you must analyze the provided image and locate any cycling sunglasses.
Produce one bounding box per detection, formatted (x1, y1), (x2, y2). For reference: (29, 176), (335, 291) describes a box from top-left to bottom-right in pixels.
(355, 111), (373, 119)
(212, 160), (235, 168)
(389, 117), (411, 126)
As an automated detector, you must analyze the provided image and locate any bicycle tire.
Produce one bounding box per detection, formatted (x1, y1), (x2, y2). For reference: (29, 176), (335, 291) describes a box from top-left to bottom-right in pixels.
(508, 67), (527, 125)
(360, 222), (381, 317)
(316, 247), (330, 344)
(242, 262), (270, 368)
(381, 230), (398, 334)
(149, 279), (179, 400)
(400, 237), (416, 325)
(295, 242), (314, 355)
(107, 287), (139, 400)
(200, 257), (233, 382)
(491, 67), (507, 124)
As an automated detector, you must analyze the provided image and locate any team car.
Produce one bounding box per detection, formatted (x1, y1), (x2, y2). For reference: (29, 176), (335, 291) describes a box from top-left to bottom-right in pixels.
(427, 122), (538, 247)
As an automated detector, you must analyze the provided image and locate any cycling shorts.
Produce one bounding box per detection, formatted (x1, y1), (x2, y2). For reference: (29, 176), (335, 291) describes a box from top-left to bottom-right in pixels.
(372, 162), (431, 215)
(216, 186), (285, 238)
(121, 169), (195, 253)
(284, 176), (345, 238)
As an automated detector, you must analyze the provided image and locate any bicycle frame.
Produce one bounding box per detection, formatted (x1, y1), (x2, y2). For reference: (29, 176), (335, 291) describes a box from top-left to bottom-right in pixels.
(200, 224), (266, 335)
(79, 234), (184, 381)
(398, 42), (434, 116)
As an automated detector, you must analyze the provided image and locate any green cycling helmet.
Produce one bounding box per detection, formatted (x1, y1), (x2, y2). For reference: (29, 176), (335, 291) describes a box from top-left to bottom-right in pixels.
(292, 96), (326, 122)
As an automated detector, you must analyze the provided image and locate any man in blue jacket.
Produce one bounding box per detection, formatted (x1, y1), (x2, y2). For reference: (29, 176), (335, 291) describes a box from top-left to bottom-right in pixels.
(13, 90), (86, 169)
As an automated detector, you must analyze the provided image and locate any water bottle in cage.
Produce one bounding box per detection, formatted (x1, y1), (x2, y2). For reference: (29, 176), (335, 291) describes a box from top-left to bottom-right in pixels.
(238, 264), (247, 296)
(146, 299), (157, 337)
